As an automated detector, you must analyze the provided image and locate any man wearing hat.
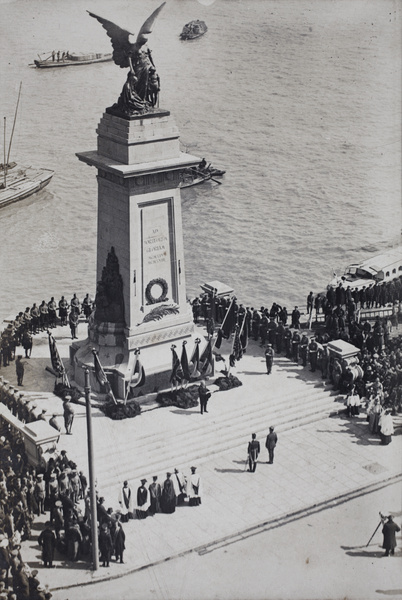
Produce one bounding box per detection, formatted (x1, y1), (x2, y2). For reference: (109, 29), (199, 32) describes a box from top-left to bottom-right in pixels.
(264, 344), (274, 375)
(382, 514), (400, 556)
(265, 426), (278, 464)
(38, 522), (56, 568)
(53, 500), (64, 541)
(136, 479), (149, 519)
(161, 473), (176, 514)
(308, 337), (319, 372)
(247, 433), (260, 472)
(15, 356), (26, 387)
(63, 396), (75, 435)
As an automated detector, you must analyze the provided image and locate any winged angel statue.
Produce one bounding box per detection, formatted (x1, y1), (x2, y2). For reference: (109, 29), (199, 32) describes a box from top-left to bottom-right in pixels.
(88, 3), (165, 116)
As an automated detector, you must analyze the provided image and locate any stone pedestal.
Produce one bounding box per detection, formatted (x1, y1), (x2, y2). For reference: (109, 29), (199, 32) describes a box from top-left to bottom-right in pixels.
(71, 108), (204, 398)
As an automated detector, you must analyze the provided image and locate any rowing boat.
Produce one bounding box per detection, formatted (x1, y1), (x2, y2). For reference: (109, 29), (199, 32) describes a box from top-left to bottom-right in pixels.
(32, 51), (113, 68)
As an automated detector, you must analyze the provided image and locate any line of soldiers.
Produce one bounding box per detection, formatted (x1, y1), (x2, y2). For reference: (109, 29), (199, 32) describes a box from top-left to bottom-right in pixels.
(0, 293), (94, 366)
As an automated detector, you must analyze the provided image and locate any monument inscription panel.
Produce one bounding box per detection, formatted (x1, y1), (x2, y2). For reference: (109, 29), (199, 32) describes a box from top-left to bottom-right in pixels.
(140, 198), (177, 305)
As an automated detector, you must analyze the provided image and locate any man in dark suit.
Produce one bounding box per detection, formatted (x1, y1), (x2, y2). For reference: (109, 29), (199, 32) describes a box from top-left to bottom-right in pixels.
(382, 514), (400, 556)
(247, 433), (260, 472)
(265, 426), (278, 464)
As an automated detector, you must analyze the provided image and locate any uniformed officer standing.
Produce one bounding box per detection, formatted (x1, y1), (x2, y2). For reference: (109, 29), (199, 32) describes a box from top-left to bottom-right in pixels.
(265, 344), (274, 375)
(308, 337), (319, 372)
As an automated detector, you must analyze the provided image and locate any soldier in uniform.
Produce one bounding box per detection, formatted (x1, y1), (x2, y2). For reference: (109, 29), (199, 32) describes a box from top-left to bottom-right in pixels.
(291, 306), (301, 329)
(308, 337), (319, 372)
(299, 334), (309, 367)
(284, 327), (292, 358)
(70, 294), (80, 315)
(39, 301), (49, 331)
(58, 296), (69, 326)
(251, 309), (261, 341)
(30, 303), (40, 334)
(68, 310), (79, 340)
(48, 297), (57, 328)
(15, 356), (25, 387)
(291, 330), (301, 363)
(264, 344), (274, 375)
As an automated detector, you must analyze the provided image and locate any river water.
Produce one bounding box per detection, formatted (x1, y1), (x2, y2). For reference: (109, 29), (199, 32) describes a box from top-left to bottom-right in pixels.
(0, 0), (400, 323)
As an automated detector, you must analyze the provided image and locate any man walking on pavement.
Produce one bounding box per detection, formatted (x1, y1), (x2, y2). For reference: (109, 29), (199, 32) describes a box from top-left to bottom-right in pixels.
(247, 433), (260, 472)
(265, 426), (278, 464)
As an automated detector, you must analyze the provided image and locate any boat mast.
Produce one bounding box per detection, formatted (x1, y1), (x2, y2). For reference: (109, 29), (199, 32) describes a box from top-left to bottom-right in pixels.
(5, 81), (23, 183)
(3, 117), (6, 188)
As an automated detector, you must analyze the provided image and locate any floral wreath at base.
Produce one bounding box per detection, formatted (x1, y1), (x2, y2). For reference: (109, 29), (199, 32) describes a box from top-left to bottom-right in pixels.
(145, 277), (169, 305)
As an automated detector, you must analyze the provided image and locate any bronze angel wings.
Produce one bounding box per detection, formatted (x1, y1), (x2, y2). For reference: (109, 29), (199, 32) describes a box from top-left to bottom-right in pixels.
(87, 2), (165, 69)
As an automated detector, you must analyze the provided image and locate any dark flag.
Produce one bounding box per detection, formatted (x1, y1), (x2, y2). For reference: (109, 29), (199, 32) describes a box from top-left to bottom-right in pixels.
(92, 349), (116, 404)
(48, 332), (70, 387)
(181, 341), (191, 381)
(189, 338), (201, 379)
(169, 345), (183, 384)
(221, 299), (236, 339)
(214, 328), (223, 350)
(200, 338), (214, 377)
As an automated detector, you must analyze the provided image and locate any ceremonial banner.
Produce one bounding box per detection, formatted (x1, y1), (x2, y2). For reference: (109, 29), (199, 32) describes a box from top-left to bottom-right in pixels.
(169, 346), (183, 384)
(189, 338), (201, 379)
(180, 341), (191, 381)
(221, 299), (236, 339)
(92, 349), (116, 403)
(200, 338), (214, 376)
(48, 332), (70, 387)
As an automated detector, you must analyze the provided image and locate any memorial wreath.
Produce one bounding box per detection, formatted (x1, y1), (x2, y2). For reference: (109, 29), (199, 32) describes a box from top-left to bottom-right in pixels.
(145, 277), (168, 304)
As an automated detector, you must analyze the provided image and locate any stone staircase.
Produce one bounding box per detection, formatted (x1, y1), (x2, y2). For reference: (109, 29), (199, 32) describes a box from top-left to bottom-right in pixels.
(88, 348), (345, 498)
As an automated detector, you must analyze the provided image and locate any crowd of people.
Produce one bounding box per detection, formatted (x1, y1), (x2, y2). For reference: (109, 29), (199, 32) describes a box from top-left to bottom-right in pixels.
(191, 281), (402, 445)
(0, 428), (52, 599)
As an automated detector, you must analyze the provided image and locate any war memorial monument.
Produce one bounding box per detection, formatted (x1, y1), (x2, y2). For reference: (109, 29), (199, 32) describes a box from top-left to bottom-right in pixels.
(0, 3), (400, 599)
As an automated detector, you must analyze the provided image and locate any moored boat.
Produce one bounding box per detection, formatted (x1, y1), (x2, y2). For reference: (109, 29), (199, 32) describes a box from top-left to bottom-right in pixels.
(0, 166), (54, 208)
(329, 245), (402, 291)
(1, 83), (54, 208)
(180, 20), (208, 40)
(32, 51), (113, 68)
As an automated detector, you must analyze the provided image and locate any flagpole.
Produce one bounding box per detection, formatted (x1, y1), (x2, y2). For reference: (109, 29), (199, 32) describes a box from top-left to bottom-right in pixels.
(84, 368), (99, 571)
(227, 323), (239, 376)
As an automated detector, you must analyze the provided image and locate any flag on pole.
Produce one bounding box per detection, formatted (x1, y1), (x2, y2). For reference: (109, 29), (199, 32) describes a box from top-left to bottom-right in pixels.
(169, 345), (183, 384)
(221, 298), (236, 339)
(189, 338), (201, 379)
(181, 341), (191, 381)
(92, 349), (116, 404)
(200, 338), (214, 376)
(125, 349), (145, 403)
(214, 328), (223, 350)
(48, 332), (70, 387)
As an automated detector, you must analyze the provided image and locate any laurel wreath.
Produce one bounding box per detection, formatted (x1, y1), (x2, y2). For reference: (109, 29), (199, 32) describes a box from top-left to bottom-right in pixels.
(145, 278), (168, 305)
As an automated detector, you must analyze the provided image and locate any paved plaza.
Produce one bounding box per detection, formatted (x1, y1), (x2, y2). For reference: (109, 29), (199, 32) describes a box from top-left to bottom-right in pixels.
(0, 319), (401, 596)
